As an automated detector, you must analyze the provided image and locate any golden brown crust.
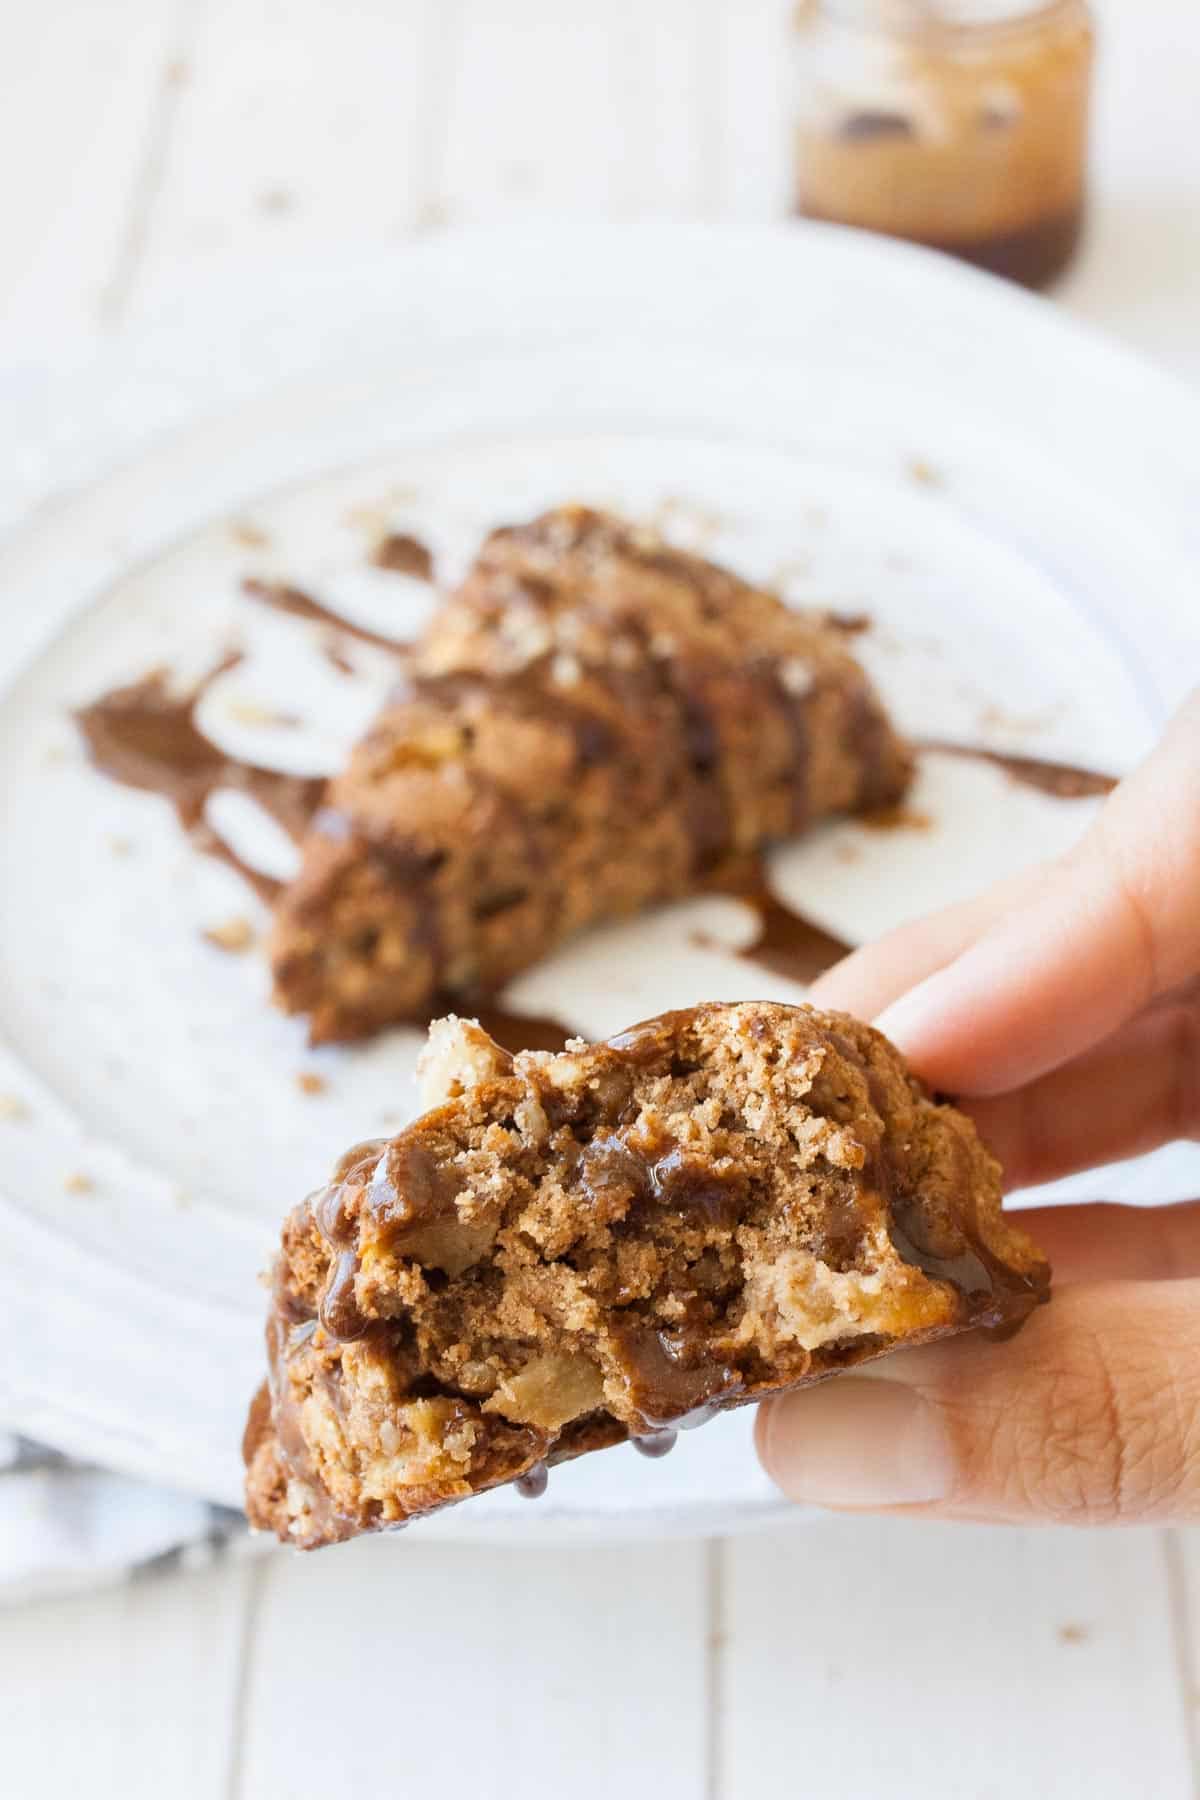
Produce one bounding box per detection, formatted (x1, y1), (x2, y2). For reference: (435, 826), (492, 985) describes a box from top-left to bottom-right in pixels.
(245, 1003), (1049, 1548)
(269, 508), (912, 1042)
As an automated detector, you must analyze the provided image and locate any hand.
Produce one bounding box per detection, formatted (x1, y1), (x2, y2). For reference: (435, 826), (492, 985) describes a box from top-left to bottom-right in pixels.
(756, 690), (1200, 1524)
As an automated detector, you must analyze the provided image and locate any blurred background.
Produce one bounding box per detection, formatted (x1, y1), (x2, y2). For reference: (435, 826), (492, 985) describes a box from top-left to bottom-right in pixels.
(2, 0), (1197, 374)
(2, 3), (1199, 1797)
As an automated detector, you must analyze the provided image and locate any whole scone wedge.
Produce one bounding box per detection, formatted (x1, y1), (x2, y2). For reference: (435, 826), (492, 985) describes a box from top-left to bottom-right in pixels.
(245, 1002), (1049, 1547)
(270, 506), (912, 1042)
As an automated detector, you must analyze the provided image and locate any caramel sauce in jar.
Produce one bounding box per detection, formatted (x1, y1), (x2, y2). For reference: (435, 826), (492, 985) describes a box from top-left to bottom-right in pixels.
(793, 0), (1095, 287)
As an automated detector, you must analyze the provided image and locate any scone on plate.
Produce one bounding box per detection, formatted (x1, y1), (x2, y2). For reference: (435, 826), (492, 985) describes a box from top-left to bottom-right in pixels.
(244, 1002), (1049, 1548)
(270, 507), (912, 1042)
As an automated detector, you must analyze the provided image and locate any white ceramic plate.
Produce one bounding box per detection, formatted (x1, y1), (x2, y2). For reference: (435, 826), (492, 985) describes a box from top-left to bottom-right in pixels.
(2, 225), (1198, 1542)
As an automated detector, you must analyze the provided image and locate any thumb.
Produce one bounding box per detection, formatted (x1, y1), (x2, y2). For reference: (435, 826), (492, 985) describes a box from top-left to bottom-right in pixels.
(756, 1280), (1200, 1525)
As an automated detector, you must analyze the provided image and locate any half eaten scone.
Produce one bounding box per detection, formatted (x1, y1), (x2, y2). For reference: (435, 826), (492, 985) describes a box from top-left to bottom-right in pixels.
(244, 1002), (1049, 1547)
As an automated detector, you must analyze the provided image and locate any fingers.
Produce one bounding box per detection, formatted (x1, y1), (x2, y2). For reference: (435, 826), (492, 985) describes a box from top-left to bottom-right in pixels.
(813, 691), (1200, 1098)
(807, 862), (1053, 1021)
(964, 992), (1200, 1187)
(1015, 1200), (1200, 1286)
(874, 691), (1200, 1095)
(756, 1276), (1200, 1524)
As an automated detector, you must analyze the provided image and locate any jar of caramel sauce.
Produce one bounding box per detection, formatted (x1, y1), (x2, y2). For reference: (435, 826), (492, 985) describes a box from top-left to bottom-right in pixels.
(793, 0), (1095, 287)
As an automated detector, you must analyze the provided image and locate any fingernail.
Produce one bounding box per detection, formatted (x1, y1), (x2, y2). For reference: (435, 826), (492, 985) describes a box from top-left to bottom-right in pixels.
(759, 1376), (956, 1508)
(873, 977), (949, 1057)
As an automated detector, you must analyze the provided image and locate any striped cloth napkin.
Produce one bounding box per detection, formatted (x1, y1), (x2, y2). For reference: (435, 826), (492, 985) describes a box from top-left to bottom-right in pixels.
(0, 1435), (249, 1607)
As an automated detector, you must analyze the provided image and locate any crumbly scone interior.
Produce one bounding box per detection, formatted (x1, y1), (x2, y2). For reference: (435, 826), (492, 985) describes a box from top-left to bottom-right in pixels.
(250, 1005), (1046, 1544)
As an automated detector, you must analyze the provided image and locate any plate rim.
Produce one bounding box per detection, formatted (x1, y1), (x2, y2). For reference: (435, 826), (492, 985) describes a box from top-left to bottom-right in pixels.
(3, 219), (1199, 1534)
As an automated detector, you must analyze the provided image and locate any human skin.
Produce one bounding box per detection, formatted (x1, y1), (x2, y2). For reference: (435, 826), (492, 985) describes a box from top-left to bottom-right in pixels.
(756, 690), (1200, 1524)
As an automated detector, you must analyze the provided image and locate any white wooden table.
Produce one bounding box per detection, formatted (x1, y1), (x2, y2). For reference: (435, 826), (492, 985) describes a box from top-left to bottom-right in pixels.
(2, 4), (1199, 1795)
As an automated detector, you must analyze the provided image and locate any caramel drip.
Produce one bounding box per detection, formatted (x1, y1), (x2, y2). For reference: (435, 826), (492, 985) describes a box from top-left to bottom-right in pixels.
(74, 659), (325, 902)
(515, 1461), (549, 1499)
(263, 1308), (353, 1545)
(707, 736), (1118, 990)
(707, 855), (853, 987)
(608, 1319), (744, 1433)
(632, 1429), (679, 1460)
(371, 532), (435, 580)
(578, 1130), (747, 1230)
(921, 740), (1117, 799)
(880, 1123), (1051, 1331)
(467, 1007), (575, 1056)
(241, 577), (415, 654)
(889, 1204), (1049, 1328)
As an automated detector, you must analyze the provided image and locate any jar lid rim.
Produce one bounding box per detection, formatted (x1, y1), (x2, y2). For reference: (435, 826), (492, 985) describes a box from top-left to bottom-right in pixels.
(812, 0), (1089, 38)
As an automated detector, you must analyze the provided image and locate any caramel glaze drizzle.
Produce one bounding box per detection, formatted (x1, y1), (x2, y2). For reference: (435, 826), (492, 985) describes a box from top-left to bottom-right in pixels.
(72, 667), (1117, 1026)
(371, 532), (435, 580)
(707, 856), (853, 987)
(72, 659), (580, 1054)
(282, 1013), (1048, 1500)
(468, 1008), (576, 1056)
(73, 550), (1118, 1038)
(515, 1462), (549, 1499)
(73, 656), (325, 905)
(920, 741), (1118, 800)
(241, 577), (417, 656)
(72, 653), (858, 996)
(719, 741), (1116, 987)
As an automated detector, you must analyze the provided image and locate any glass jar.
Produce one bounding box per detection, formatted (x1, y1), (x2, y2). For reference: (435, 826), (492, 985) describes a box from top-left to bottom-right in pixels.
(792, 0), (1095, 287)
